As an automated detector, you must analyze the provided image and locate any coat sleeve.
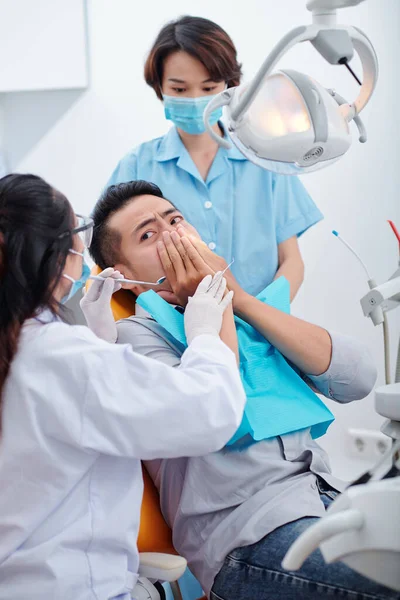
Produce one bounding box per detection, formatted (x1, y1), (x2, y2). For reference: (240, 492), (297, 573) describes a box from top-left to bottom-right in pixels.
(40, 325), (245, 460)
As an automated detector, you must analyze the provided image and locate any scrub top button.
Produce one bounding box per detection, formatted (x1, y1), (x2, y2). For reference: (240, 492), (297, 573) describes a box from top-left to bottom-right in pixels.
(204, 201), (213, 209)
(208, 242), (216, 250)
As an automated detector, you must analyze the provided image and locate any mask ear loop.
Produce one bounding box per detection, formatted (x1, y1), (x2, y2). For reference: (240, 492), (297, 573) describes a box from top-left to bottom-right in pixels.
(69, 249), (84, 258)
(62, 248), (85, 284)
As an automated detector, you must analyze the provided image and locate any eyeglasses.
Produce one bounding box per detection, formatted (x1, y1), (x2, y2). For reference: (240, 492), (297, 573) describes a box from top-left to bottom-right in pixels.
(72, 214), (94, 248)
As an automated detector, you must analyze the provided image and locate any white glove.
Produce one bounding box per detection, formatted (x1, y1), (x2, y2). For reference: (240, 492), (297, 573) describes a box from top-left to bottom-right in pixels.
(80, 268), (122, 343)
(184, 273), (234, 345)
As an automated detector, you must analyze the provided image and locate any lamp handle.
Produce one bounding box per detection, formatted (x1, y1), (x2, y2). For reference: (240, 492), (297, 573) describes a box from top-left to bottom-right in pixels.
(203, 88), (236, 148)
(346, 27), (378, 118)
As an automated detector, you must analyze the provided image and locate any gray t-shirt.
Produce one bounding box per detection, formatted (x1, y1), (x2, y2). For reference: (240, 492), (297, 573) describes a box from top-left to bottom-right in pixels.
(117, 309), (377, 596)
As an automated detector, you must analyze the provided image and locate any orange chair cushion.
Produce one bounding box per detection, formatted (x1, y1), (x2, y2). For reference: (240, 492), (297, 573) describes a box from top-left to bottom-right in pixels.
(138, 467), (177, 555)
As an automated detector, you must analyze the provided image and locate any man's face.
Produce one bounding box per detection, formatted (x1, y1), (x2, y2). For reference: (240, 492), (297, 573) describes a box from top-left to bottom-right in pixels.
(110, 194), (200, 301)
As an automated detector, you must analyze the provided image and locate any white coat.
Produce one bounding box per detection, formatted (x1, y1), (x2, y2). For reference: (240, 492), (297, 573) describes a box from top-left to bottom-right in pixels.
(0, 311), (245, 600)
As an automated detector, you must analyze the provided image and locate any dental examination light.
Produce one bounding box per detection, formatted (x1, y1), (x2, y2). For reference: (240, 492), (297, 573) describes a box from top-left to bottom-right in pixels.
(204, 0), (378, 175)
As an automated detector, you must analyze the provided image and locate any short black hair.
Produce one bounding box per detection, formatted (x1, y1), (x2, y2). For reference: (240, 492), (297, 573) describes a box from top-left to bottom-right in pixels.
(144, 16), (242, 100)
(90, 180), (166, 269)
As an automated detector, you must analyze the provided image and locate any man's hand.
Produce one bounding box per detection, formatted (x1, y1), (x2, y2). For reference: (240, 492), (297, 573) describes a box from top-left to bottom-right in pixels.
(176, 226), (245, 305)
(157, 231), (214, 306)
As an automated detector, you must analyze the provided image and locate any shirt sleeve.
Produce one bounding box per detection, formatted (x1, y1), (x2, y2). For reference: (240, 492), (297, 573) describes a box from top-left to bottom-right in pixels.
(116, 318), (182, 368)
(305, 331), (377, 403)
(40, 324), (245, 460)
(273, 174), (324, 244)
(106, 152), (138, 188)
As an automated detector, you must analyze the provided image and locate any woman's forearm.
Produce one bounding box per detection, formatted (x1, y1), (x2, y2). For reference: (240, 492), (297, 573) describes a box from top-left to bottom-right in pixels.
(274, 256), (304, 301)
(274, 237), (305, 301)
(234, 293), (331, 375)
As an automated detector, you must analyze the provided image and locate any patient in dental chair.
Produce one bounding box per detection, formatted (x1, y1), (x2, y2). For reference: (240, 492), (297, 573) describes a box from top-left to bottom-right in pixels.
(83, 181), (399, 600)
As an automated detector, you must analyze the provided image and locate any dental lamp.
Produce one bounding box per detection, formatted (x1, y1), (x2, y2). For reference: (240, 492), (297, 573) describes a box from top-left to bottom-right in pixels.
(204, 0), (378, 175)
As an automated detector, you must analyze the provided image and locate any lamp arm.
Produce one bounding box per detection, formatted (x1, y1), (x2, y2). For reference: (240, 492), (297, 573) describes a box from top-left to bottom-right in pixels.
(231, 25), (317, 122)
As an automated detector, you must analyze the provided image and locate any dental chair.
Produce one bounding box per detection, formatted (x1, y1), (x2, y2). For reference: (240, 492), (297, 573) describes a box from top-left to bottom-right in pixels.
(86, 268), (206, 600)
(135, 467), (187, 600)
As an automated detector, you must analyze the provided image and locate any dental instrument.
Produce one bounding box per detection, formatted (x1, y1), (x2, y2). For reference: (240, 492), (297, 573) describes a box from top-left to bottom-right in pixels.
(203, 0), (377, 175)
(206, 259), (235, 292)
(332, 230), (391, 384)
(331, 231), (371, 280)
(90, 275), (166, 286)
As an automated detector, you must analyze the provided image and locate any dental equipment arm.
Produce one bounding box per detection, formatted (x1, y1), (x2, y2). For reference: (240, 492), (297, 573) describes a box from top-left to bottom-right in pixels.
(284, 226), (400, 592)
(360, 267), (400, 326)
(283, 475), (400, 592)
(360, 265), (400, 387)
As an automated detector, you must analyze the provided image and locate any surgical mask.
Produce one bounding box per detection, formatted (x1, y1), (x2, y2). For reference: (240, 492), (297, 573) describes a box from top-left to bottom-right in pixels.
(62, 250), (91, 304)
(163, 94), (223, 135)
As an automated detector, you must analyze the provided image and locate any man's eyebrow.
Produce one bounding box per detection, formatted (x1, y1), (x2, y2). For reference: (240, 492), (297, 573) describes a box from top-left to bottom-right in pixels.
(161, 208), (180, 219)
(132, 208), (180, 234)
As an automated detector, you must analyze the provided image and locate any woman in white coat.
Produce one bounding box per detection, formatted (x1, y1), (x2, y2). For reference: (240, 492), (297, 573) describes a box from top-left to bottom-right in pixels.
(0, 173), (245, 600)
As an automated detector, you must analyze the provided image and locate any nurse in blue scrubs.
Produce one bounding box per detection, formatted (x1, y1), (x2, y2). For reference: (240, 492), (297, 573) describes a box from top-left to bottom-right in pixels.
(107, 16), (323, 300)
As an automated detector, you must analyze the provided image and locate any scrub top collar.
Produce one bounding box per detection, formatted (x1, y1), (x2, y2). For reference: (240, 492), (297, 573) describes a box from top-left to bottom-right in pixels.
(155, 124), (246, 185)
(156, 124), (247, 162)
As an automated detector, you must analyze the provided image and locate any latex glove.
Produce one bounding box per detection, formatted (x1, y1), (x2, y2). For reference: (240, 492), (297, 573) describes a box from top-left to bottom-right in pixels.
(184, 273), (234, 345)
(80, 268), (122, 343)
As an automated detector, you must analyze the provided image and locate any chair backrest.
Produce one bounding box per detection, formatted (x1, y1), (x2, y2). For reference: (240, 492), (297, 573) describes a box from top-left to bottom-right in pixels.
(87, 266), (176, 555)
(139, 467), (177, 554)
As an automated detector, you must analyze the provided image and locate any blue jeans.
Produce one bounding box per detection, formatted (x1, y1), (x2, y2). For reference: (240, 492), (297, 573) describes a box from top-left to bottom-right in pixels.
(210, 484), (400, 600)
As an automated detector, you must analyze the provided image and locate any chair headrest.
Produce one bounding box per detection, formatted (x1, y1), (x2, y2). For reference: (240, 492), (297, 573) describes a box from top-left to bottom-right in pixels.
(86, 265), (136, 321)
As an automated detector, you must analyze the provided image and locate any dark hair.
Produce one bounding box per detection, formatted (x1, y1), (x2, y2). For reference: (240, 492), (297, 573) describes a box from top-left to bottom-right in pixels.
(0, 173), (73, 404)
(144, 16), (242, 100)
(90, 180), (167, 270)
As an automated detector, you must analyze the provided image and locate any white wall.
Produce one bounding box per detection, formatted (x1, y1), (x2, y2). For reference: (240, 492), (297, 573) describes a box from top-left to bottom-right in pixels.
(0, 0), (88, 92)
(5, 0), (400, 480)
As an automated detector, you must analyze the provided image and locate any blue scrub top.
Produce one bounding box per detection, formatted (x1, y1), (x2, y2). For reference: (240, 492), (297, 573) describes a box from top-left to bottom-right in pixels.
(107, 126), (323, 296)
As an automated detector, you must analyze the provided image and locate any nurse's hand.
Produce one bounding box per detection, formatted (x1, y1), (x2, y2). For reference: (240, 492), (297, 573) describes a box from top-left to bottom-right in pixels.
(80, 268), (122, 343)
(157, 231), (213, 306)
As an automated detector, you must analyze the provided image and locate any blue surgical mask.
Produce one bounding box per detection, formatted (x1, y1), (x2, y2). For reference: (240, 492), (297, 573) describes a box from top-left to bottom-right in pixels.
(163, 94), (223, 135)
(62, 250), (91, 304)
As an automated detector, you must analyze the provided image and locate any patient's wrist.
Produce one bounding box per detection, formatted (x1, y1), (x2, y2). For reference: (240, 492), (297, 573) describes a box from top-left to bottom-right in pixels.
(232, 290), (251, 314)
